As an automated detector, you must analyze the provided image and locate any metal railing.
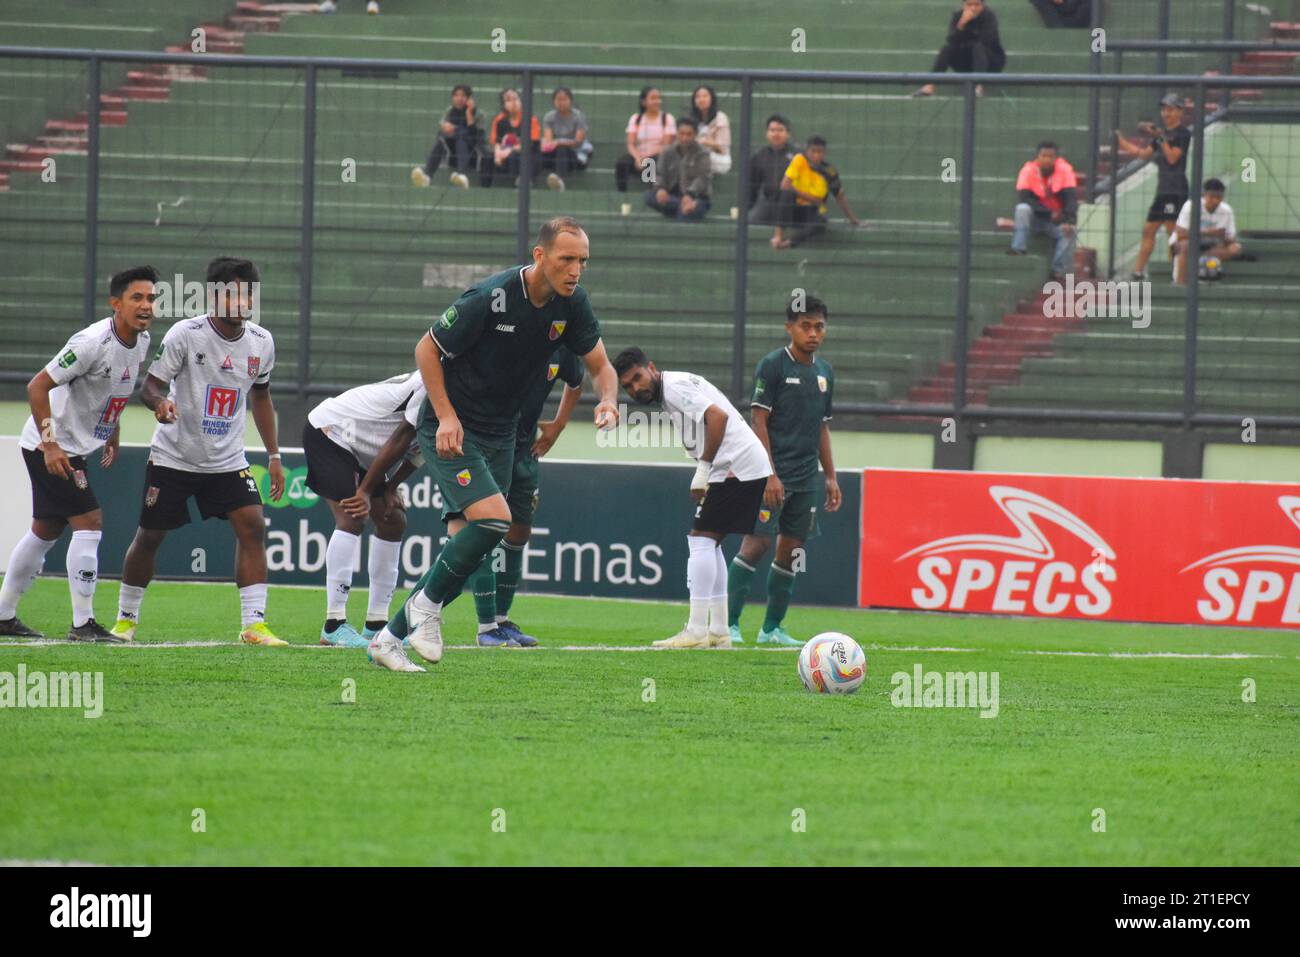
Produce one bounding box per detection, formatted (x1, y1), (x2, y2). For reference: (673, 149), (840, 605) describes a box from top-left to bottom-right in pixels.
(0, 45), (1298, 434)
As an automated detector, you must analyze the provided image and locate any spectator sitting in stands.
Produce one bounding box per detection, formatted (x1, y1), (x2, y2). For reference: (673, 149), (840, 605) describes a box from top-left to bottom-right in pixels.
(1007, 140), (1078, 281)
(1172, 179), (1243, 285)
(1029, 0), (1090, 28)
(915, 0), (1007, 98)
(688, 85), (732, 175)
(540, 87), (592, 192)
(617, 86), (676, 192)
(482, 88), (541, 188)
(771, 135), (860, 249)
(411, 83), (480, 190)
(644, 118), (712, 222)
(748, 114), (796, 226)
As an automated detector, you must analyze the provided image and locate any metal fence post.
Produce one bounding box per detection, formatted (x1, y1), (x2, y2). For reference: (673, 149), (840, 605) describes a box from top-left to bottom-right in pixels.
(298, 63), (316, 401)
(1156, 0), (1172, 101)
(1087, 0), (1103, 201)
(516, 70), (534, 265)
(952, 80), (978, 417)
(730, 75), (754, 403)
(83, 55), (100, 327)
(1106, 52), (1122, 278)
(1222, 0), (1237, 79)
(1183, 82), (1207, 428)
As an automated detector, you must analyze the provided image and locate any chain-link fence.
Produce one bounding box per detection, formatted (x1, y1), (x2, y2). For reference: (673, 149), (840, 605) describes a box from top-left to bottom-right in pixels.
(0, 46), (1297, 433)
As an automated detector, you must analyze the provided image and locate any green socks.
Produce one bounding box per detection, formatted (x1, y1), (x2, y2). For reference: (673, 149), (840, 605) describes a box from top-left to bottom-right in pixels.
(727, 556), (757, 627)
(469, 555), (498, 625)
(496, 540), (524, 617)
(421, 519), (510, 605)
(762, 562), (797, 632)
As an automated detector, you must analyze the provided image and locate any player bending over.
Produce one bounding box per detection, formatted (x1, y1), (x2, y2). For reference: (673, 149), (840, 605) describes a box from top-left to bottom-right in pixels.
(112, 257), (286, 645)
(614, 348), (773, 649)
(0, 266), (157, 640)
(728, 294), (840, 646)
(367, 216), (619, 672)
(303, 371), (427, 648)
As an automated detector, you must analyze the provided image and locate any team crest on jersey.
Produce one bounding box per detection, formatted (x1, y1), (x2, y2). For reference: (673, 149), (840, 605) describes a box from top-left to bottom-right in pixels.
(145, 486), (160, 507)
(817, 375), (828, 393)
(456, 469), (472, 487)
(221, 355), (234, 372)
(547, 363), (559, 381)
(72, 470), (88, 491)
(120, 367), (132, 382)
(247, 356), (260, 378)
(548, 320), (566, 341)
(759, 509), (771, 524)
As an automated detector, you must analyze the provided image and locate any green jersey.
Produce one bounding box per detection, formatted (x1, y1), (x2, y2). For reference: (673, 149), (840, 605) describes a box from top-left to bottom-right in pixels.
(516, 346), (585, 450)
(750, 346), (833, 489)
(425, 265), (601, 438)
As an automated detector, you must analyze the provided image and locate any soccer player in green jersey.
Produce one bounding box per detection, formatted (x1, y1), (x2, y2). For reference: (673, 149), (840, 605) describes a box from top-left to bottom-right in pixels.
(367, 216), (619, 672)
(727, 294), (842, 645)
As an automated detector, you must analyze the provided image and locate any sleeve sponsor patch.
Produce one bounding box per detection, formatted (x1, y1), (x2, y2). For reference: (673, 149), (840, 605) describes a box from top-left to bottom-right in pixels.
(437, 306), (458, 329)
(57, 349), (77, 369)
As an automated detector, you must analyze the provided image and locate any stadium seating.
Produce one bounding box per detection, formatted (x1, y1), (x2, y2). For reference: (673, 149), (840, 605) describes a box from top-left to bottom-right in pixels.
(0, 0), (1296, 420)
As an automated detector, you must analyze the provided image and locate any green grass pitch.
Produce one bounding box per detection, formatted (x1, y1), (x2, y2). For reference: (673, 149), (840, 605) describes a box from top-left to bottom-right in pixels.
(1, 578), (1297, 866)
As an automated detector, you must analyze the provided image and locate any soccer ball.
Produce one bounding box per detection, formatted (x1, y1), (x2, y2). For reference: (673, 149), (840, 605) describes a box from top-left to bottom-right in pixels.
(1198, 254), (1223, 280)
(797, 633), (867, 695)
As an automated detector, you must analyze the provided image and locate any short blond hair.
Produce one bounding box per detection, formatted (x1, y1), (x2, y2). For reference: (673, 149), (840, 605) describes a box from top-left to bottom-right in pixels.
(536, 215), (586, 249)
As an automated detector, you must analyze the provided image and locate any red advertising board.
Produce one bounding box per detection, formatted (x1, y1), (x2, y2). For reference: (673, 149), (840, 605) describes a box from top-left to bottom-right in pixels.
(860, 469), (1300, 628)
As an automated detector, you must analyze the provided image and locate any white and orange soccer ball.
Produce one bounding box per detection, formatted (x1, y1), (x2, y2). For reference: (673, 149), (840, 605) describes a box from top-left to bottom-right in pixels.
(797, 633), (867, 695)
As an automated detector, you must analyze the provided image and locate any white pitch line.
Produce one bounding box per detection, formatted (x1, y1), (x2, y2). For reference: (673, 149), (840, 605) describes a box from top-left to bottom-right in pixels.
(0, 859), (105, 867)
(0, 640), (1290, 660)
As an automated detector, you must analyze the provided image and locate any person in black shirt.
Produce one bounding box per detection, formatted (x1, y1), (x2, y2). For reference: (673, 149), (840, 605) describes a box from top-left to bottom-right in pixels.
(411, 84), (481, 189)
(1116, 94), (1191, 280)
(916, 0), (1007, 97)
(1029, 0), (1091, 28)
(748, 115), (797, 226)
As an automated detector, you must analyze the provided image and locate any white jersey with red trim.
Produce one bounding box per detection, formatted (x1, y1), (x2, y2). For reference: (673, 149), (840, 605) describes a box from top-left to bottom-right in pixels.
(19, 316), (150, 457)
(146, 314), (275, 473)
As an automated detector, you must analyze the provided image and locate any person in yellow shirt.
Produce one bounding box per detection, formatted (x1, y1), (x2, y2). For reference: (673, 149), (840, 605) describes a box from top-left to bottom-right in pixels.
(772, 136), (860, 249)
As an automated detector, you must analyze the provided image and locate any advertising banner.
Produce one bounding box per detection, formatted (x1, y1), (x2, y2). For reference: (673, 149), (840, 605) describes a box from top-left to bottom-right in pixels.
(4, 443), (860, 607)
(860, 468), (1300, 628)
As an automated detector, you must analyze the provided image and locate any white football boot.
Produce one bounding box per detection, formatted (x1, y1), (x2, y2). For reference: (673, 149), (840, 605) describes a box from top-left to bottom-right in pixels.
(652, 627), (711, 649)
(406, 590), (444, 663)
(367, 632), (426, 673)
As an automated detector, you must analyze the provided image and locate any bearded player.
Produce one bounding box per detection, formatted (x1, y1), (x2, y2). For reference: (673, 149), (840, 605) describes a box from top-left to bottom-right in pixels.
(367, 216), (620, 672)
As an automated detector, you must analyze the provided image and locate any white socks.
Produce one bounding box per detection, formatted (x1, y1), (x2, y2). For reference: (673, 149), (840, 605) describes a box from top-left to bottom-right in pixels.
(325, 529), (360, 619)
(239, 583), (268, 627)
(366, 535), (401, 622)
(325, 531), (401, 623)
(0, 531), (57, 619)
(686, 535), (716, 633)
(117, 583), (145, 623)
(66, 529), (102, 627)
(708, 543), (728, 635)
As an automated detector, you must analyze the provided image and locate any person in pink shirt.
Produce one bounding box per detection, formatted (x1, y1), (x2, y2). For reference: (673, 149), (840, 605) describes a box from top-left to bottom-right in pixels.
(616, 86), (676, 192)
(1007, 140), (1078, 280)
